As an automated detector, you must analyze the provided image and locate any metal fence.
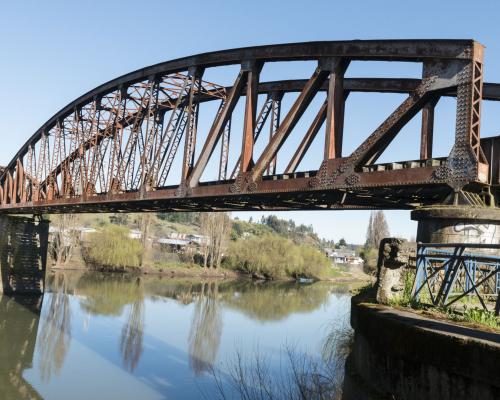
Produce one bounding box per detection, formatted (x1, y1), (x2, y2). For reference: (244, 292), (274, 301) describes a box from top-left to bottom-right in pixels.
(412, 243), (500, 312)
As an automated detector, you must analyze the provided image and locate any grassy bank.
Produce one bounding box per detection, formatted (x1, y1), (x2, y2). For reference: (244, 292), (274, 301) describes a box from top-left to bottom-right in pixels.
(52, 212), (371, 282)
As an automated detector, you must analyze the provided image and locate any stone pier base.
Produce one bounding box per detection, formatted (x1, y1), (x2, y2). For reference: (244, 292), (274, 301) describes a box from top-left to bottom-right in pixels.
(0, 215), (49, 295)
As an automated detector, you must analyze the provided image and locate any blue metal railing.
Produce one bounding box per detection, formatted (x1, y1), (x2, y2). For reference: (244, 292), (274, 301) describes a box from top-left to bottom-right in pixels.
(413, 243), (500, 310)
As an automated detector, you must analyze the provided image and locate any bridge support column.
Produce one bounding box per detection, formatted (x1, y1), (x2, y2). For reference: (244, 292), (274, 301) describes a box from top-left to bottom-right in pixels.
(411, 206), (500, 245)
(0, 215), (49, 295)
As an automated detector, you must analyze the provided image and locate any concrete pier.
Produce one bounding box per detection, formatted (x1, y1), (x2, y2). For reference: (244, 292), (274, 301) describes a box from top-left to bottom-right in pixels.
(412, 206), (500, 246)
(0, 216), (49, 295)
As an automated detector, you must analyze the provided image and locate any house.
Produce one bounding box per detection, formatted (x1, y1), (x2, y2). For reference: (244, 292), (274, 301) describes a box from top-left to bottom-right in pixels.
(49, 226), (97, 243)
(187, 234), (207, 245)
(326, 248), (364, 265)
(330, 249), (355, 264)
(157, 238), (190, 252)
(129, 229), (142, 240)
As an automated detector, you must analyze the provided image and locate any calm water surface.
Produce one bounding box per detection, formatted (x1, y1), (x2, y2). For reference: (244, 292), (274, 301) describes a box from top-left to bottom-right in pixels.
(0, 272), (354, 400)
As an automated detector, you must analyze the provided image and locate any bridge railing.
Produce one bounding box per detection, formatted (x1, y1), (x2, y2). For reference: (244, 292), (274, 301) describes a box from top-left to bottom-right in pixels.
(412, 243), (500, 313)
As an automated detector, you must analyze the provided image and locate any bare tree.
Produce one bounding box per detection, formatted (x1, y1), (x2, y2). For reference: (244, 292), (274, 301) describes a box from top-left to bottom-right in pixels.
(138, 213), (152, 249)
(50, 214), (79, 266)
(199, 213), (232, 269)
(365, 211), (389, 249)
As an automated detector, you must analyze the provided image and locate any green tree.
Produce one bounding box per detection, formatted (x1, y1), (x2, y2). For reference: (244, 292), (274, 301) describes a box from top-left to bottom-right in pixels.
(337, 238), (347, 248)
(225, 234), (329, 279)
(87, 225), (144, 269)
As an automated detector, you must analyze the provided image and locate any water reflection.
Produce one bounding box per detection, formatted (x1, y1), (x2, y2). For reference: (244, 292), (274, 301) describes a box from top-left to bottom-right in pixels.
(44, 273), (341, 377)
(0, 295), (43, 400)
(74, 273), (144, 316)
(120, 279), (145, 372)
(188, 282), (222, 375)
(1, 272), (357, 399)
(38, 274), (71, 382)
(220, 280), (336, 321)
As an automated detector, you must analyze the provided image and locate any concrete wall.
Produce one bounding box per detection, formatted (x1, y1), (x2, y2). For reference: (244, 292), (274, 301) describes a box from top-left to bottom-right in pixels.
(343, 299), (500, 400)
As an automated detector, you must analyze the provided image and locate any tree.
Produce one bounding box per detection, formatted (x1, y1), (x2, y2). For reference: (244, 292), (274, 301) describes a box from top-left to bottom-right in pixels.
(365, 211), (390, 249)
(110, 213), (129, 225)
(199, 213), (232, 269)
(50, 214), (80, 266)
(138, 214), (151, 249)
(156, 212), (200, 225)
(337, 238), (347, 248)
(87, 225), (144, 269)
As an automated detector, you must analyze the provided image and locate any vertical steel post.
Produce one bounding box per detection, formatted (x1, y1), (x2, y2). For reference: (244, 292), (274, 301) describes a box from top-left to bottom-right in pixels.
(324, 58), (348, 160)
(181, 66), (203, 181)
(240, 61), (262, 173)
(420, 98), (439, 159)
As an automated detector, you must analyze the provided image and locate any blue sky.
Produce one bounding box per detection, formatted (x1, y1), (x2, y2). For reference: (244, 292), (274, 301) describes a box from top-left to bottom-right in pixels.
(0, 0), (499, 243)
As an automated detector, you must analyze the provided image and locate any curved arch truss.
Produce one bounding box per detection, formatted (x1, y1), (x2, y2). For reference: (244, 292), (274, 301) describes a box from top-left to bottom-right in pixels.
(1, 40), (499, 213)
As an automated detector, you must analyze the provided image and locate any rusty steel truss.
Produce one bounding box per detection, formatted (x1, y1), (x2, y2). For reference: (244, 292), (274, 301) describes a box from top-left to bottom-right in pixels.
(1, 40), (500, 214)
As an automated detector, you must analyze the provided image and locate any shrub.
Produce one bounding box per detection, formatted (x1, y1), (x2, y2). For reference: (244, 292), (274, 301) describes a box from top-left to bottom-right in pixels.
(360, 247), (379, 274)
(87, 225), (144, 269)
(225, 234), (329, 280)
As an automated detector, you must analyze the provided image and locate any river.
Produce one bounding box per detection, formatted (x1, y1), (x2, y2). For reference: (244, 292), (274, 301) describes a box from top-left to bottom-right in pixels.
(0, 272), (359, 400)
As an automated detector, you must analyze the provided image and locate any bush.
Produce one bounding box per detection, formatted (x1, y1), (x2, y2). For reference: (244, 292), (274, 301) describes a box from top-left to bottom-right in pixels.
(224, 234), (329, 280)
(360, 247), (379, 274)
(86, 225), (144, 269)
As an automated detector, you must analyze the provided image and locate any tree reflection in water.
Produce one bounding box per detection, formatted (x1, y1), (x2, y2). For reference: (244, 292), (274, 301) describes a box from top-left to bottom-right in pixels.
(220, 281), (334, 322)
(119, 278), (145, 372)
(47, 272), (147, 374)
(188, 281), (222, 375)
(38, 272), (347, 382)
(38, 273), (72, 382)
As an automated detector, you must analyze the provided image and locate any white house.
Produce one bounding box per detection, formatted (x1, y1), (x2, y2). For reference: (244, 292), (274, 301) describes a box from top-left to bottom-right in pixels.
(129, 229), (142, 240)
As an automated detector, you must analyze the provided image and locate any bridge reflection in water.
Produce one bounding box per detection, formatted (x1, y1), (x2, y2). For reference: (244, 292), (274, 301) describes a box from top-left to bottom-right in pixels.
(0, 272), (354, 400)
(0, 296), (43, 400)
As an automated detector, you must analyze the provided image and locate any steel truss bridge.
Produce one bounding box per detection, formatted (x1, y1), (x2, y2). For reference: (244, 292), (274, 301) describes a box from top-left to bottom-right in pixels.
(1, 39), (500, 214)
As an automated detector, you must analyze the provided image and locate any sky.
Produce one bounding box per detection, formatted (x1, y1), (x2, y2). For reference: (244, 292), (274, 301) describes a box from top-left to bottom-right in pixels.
(0, 0), (499, 244)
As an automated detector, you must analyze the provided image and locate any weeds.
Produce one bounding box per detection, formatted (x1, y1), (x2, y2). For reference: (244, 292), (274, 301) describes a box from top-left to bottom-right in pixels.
(446, 306), (500, 329)
(208, 326), (353, 400)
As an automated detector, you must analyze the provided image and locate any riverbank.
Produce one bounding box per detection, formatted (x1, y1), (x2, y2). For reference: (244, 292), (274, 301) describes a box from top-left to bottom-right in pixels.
(50, 260), (373, 284)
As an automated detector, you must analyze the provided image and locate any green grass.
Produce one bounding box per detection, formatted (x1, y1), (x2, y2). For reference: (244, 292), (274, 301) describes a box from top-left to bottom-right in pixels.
(153, 261), (197, 271)
(445, 306), (500, 330)
(385, 269), (499, 330)
(327, 268), (344, 278)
